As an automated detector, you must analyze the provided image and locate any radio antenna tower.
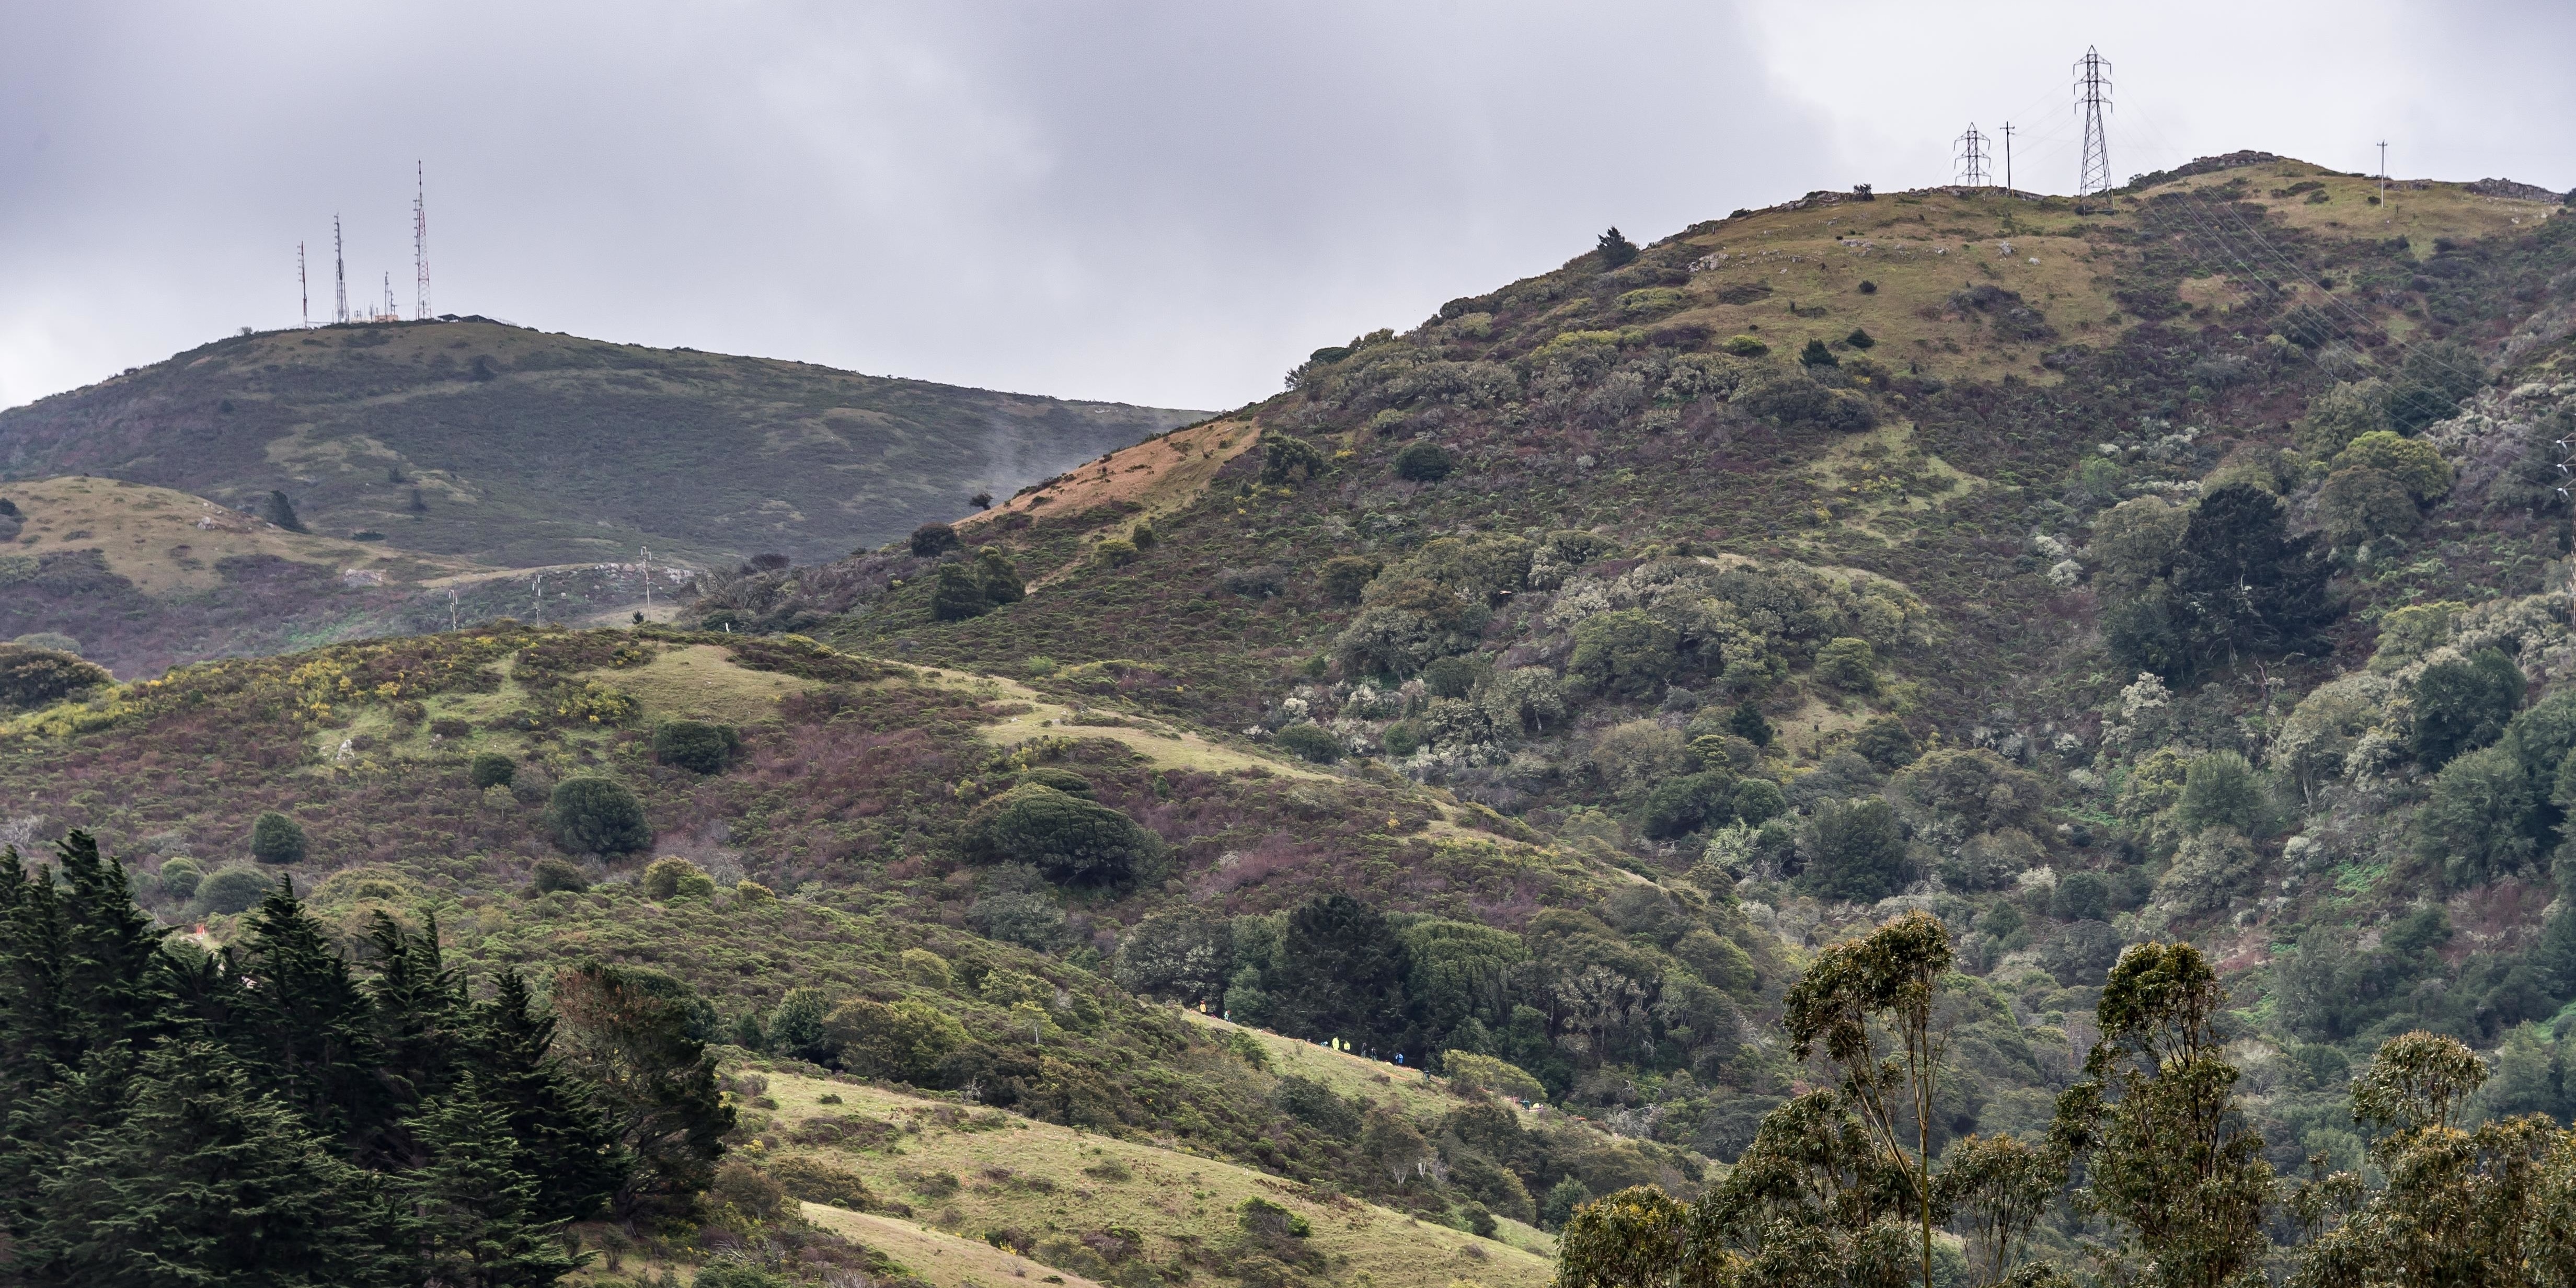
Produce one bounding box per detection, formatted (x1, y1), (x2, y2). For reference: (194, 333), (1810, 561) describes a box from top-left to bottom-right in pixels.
(2075, 46), (2114, 195)
(413, 162), (432, 319)
(298, 242), (309, 329)
(1954, 124), (1991, 187)
(383, 272), (397, 320)
(332, 215), (350, 324)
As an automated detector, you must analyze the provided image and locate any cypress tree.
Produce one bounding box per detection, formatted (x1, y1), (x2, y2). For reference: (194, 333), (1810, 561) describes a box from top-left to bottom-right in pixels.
(397, 1080), (583, 1288)
(234, 882), (396, 1157)
(365, 911), (469, 1165)
(21, 1040), (406, 1288)
(469, 970), (629, 1224)
(549, 963), (732, 1223)
(2169, 482), (2335, 672)
(1265, 894), (1411, 1050)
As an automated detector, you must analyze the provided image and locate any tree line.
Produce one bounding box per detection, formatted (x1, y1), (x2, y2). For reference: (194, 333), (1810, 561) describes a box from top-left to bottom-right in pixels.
(1552, 912), (2576, 1288)
(0, 831), (732, 1287)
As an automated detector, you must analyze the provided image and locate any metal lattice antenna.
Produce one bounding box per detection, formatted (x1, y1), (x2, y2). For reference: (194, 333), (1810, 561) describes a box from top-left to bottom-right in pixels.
(2075, 46), (2114, 195)
(298, 242), (309, 329)
(413, 162), (431, 320)
(1954, 124), (1991, 187)
(332, 215), (350, 324)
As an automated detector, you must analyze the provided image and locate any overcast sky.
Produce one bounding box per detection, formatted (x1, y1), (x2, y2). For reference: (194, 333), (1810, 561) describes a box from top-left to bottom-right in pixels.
(4, 1), (2571, 415)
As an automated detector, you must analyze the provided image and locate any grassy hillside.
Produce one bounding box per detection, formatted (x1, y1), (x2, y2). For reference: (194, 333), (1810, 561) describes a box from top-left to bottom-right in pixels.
(0, 475), (676, 677)
(0, 319), (1205, 568)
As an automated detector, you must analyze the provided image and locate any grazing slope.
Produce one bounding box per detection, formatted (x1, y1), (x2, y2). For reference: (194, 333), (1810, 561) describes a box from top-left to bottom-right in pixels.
(0, 319), (1205, 568)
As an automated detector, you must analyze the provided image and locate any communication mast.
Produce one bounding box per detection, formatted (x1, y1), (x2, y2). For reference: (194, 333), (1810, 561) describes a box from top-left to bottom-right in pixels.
(298, 242), (309, 329)
(382, 272), (397, 321)
(413, 162), (432, 320)
(1954, 124), (1991, 187)
(2075, 46), (2114, 196)
(332, 215), (350, 324)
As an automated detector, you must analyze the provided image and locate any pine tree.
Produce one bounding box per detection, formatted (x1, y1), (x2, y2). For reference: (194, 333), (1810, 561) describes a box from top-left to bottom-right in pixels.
(469, 970), (630, 1224)
(21, 1040), (406, 1288)
(2168, 482), (2336, 673)
(397, 1080), (584, 1288)
(234, 881), (396, 1157)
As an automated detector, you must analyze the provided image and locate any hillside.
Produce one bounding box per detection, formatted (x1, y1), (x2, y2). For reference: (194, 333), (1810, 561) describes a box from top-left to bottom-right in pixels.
(0, 318), (1205, 568)
(679, 154), (2576, 1170)
(0, 474), (678, 677)
(9, 153), (2576, 1286)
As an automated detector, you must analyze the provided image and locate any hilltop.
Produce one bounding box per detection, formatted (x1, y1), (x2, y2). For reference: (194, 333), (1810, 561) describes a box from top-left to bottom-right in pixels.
(0, 319), (1205, 569)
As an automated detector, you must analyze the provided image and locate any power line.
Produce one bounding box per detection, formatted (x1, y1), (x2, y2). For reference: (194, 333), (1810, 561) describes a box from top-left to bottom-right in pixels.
(2075, 46), (2114, 196)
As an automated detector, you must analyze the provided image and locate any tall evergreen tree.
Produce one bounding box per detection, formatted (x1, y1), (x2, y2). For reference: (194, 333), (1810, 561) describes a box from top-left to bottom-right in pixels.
(2168, 482), (2336, 673)
(470, 970), (630, 1223)
(234, 881), (396, 1158)
(1266, 893), (1411, 1051)
(19, 1040), (405, 1288)
(398, 1080), (585, 1288)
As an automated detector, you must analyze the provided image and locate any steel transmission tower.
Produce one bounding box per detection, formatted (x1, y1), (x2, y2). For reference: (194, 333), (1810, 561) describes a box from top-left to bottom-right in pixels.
(1954, 124), (1992, 187)
(2075, 46), (2114, 195)
(332, 215), (350, 324)
(413, 162), (432, 319)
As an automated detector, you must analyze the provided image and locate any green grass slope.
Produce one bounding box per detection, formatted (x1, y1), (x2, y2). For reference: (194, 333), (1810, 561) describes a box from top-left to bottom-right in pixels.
(0, 319), (1205, 568)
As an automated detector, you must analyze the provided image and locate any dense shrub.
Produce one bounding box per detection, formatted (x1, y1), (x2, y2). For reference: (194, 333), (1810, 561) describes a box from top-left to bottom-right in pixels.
(1640, 773), (1729, 840)
(194, 866), (272, 915)
(1729, 702), (1773, 747)
(1015, 766), (1094, 796)
(653, 719), (743, 774)
(2315, 467), (2420, 548)
(823, 998), (967, 1083)
(1259, 434), (1326, 486)
(1720, 335), (1768, 357)
(2332, 430), (2452, 501)
(1318, 556), (1382, 603)
(2174, 751), (2268, 836)
(249, 811), (308, 866)
(530, 857), (592, 893)
(930, 547), (1026, 622)
(2417, 743), (2541, 888)
(2384, 339), (2485, 433)
(1801, 799), (1906, 902)
(547, 776), (651, 855)
(1421, 656), (1478, 699)
(1393, 441), (1454, 482)
(641, 857), (717, 900)
(2054, 870), (2112, 922)
(910, 522), (961, 557)
(968, 785), (1159, 886)
(1852, 716), (1919, 769)
(1568, 610), (1681, 697)
(1113, 910), (1234, 1005)
(263, 489), (306, 532)
(155, 857), (203, 900)
(1741, 377), (1876, 433)
(0, 643), (113, 712)
(2410, 648), (2524, 768)
(468, 752), (516, 790)
(1798, 339), (1838, 369)
(1812, 636), (1879, 693)
(1730, 777), (1787, 825)
(1273, 723), (1342, 764)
